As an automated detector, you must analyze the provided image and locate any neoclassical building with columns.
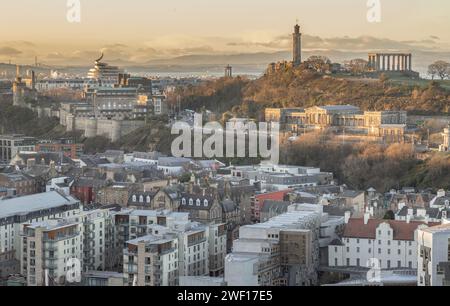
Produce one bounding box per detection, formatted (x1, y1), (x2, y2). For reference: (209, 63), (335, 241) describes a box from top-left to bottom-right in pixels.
(367, 52), (420, 78)
(266, 105), (408, 143)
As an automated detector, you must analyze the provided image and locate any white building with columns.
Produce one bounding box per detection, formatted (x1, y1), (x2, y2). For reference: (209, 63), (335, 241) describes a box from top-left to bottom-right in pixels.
(368, 53), (413, 72)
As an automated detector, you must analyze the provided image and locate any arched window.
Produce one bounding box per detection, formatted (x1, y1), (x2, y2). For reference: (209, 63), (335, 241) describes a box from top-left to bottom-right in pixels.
(139, 195), (144, 203)
(196, 199), (201, 206)
(132, 195), (137, 202)
(182, 198), (186, 205)
(146, 196), (151, 203)
(189, 199), (194, 206)
(204, 200), (208, 207)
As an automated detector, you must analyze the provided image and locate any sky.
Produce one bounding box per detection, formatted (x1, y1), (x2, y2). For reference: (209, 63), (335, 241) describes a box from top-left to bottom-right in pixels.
(0, 0), (449, 65)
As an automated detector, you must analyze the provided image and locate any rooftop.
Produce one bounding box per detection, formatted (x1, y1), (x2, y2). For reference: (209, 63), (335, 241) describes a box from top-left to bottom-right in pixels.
(0, 191), (79, 219)
(343, 218), (440, 241)
(421, 223), (450, 233)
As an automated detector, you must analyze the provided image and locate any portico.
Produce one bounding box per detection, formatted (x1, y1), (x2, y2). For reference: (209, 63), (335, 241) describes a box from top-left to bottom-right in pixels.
(368, 53), (412, 72)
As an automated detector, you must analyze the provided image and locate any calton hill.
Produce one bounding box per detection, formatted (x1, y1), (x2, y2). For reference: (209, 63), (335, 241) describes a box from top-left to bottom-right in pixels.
(1, 56), (450, 192)
(165, 56), (450, 192)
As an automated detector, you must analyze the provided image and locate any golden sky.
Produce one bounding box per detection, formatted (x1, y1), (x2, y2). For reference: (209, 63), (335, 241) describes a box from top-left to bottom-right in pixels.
(0, 0), (449, 65)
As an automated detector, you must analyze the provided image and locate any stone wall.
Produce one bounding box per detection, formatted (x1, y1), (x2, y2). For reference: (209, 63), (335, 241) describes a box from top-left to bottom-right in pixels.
(63, 115), (145, 142)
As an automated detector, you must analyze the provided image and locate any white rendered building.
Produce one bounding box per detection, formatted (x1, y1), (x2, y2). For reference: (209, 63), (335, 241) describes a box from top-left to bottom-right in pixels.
(417, 223), (450, 286)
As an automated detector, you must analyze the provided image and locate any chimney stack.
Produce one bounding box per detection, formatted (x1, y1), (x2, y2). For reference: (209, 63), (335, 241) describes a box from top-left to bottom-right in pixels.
(27, 158), (36, 169)
(407, 208), (414, 217)
(364, 213), (370, 225)
(406, 215), (411, 224)
(344, 211), (351, 224)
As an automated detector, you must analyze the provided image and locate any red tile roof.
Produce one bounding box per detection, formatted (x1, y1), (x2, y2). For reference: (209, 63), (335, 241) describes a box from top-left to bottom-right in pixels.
(343, 218), (441, 241)
(255, 190), (291, 202)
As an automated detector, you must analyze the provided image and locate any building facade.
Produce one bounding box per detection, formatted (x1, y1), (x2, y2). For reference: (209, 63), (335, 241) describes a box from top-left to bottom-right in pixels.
(328, 214), (438, 270)
(417, 223), (450, 286)
(0, 135), (36, 163)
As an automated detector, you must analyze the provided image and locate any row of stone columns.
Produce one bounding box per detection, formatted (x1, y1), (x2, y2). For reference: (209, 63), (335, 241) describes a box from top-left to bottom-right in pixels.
(368, 54), (412, 72)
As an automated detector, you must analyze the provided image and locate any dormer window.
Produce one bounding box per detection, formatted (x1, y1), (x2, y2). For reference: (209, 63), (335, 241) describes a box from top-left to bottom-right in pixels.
(189, 199), (194, 206)
(139, 195), (144, 203)
(181, 198), (186, 205)
(146, 196), (151, 203)
(196, 199), (201, 206)
(132, 195), (137, 202)
(204, 200), (208, 207)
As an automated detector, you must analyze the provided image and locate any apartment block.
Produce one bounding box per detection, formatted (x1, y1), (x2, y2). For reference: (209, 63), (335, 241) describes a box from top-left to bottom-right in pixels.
(123, 234), (179, 286)
(21, 219), (83, 286)
(225, 204), (323, 286)
(418, 223), (450, 286)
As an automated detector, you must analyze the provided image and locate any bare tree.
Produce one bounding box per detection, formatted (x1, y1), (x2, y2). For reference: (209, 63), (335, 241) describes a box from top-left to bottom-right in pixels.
(304, 56), (332, 74)
(428, 61), (450, 80)
(346, 59), (369, 75)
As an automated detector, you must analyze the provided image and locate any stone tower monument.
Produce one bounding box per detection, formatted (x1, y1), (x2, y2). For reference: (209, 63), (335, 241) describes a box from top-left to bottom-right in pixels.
(293, 23), (302, 67)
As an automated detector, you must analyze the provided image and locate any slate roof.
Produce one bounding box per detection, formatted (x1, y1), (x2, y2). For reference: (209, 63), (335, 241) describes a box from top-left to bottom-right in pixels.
(128, 191), (157, 207)
(180, 193), (215, 210)
(260, 200), (291, 215)
(221, 199), (238, 213)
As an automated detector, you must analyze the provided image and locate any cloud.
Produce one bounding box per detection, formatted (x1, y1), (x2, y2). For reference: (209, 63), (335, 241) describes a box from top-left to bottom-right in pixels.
(0, 47), (22, 56)
(226, 34), (445, 52)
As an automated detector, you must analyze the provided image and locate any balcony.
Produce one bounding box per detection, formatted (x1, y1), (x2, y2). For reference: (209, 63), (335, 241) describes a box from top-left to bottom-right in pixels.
(188, 238), (207, 247)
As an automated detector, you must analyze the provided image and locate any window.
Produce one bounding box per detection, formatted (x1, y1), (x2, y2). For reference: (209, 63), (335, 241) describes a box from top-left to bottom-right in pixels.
(189, 199), (193, 206)
(196, 199), (201, 206)
(357, 247), (360, 253)
(181, 198), (186, 205)
(398, 261), (401, 268)
(346, 258), (350, 266)
(204, 200), (208, 207)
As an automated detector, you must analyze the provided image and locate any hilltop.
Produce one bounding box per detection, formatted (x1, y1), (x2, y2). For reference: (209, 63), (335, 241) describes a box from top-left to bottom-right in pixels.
(169, 66), (450, 119)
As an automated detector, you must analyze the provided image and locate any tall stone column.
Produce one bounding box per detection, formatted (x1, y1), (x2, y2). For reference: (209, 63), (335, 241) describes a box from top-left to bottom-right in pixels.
(376, 54), (380, 71)
(387, 55), (391, 71)
(409, 54), (412, 71)
(397, 55), (401, 71)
